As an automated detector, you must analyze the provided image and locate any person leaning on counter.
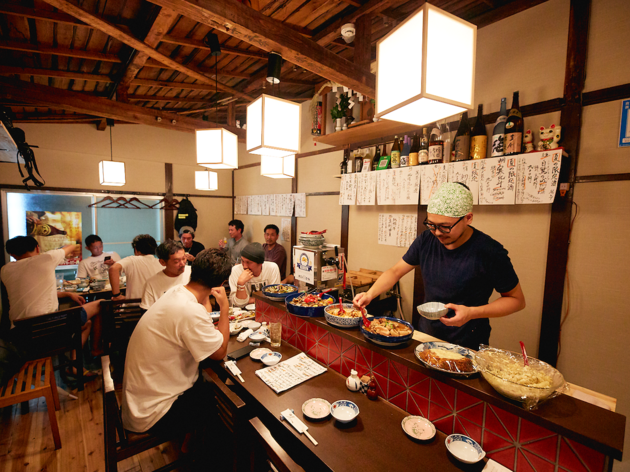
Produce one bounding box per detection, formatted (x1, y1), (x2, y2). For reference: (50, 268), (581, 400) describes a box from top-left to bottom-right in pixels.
(229, 242), (280, 307)
(353, 182), (526, 351)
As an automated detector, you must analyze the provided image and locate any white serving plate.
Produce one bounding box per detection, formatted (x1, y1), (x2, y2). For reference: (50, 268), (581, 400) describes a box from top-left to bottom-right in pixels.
(414, 342), (479, 376)
(250, 348), (272, 361)
(445, 434), (485, 464)
(401, 416), (436, 441)
(302, 398), (331, 421)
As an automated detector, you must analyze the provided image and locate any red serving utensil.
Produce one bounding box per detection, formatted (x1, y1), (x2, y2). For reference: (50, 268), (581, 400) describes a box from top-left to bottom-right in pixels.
(317, 288), (333, 298)
(361, 307), (371, 328)
(519, 341), (530, 367)
(338, 297), (345, 315)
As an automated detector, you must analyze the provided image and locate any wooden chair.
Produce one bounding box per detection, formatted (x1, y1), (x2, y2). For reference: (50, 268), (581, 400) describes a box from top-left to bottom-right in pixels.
(248, 417), (305, 472)
(101, 355), (185, 472)
(100, 299), (144, 381)
(13, 306), (85, 391)
(0, 357), (61, 449)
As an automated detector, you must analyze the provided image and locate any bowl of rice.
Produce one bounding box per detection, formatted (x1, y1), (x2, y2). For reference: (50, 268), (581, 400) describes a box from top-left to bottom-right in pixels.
(474, 346), (567, 410)
(324, 304), (368, 328)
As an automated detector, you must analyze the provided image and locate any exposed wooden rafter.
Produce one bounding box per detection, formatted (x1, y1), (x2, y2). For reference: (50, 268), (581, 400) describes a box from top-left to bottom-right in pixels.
(0, 39), (122, 63)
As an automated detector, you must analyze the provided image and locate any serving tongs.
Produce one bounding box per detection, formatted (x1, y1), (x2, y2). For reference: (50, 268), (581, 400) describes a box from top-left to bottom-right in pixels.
(519, 341), (530, 367)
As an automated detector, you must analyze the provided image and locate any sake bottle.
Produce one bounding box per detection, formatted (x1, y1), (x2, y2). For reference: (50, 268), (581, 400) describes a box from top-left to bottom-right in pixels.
(452, 112), (471, 161)
(491, 98), (507, 157)
(470, 104), (487, 159)
(504, 91), (524, 155)
(390, 136), (401, 168)
(419, 128), (429, 165)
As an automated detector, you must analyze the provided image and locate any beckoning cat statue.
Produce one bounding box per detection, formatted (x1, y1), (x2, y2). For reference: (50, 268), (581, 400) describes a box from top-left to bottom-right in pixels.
(524, 129), (534, 152)
(537, 124), (562, 151)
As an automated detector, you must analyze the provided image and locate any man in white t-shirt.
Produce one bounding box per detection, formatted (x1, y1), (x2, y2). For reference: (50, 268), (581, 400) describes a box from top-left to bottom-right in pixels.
(1, 236), (103, 356)
(77, 234), (120, 279)
(229, 242), (280, 307)
(122, 249), (231, 452)
(141, 240), (191, 309)
(108, 234), (163, 301)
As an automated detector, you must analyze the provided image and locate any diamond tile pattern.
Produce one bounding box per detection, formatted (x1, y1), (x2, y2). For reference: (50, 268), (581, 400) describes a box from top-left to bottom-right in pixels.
(258, 300), (610, 472)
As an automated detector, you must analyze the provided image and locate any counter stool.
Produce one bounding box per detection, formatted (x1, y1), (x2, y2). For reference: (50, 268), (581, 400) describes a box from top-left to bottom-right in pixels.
(0, 357), (61, 449)
(249, 417), (305, 472)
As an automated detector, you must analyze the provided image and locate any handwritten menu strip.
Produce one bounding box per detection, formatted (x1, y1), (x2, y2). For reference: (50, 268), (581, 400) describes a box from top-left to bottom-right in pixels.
(235, 196), (248, 215)
(294, 193), (306, 217)
(378, 213), (418, 247)
(447, 161), (480, 205)
(516, 150), (562, 204)
(420, 164), (448, 205)
(261, 195), (270, 216)
(248, 195), (262, 215)
(376, 171), (393, 205)
(255, 353), (327, 394)
(397, 167), (422, 205)
(356, 172), (377, 205)
(339, 174), (357, 205)
(479, 156), (517, 205)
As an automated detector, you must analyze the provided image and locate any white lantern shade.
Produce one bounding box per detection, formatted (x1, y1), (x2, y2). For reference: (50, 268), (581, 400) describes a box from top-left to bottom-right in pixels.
(261, 155), (295, 178)
(196, 128), (238, 169)
(195, 170), (218, 191)
(246, 94), (300, 157)
(376, 3), (476, 126)
(99, 160), (126, 186)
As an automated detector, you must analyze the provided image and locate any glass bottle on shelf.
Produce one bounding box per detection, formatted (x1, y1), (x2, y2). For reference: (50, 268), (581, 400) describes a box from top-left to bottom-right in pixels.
(362, 148), (372, 172)
(504, 91), (523, 155)
(372, 145), (381, 171)
(419, 128), (429, 165)
(390, 136), (401, 168)
(340, 150), (348, 174)
(409, 133), (419, 166)
(354, 149), (363, 173)
(428, 127), (444, 164)
(400, 135), (410, 167)
(348, 151), (356, 173)
(452, 112), (471, 161)
(491, 97), (507, 157)
(470, 104), (488, 159)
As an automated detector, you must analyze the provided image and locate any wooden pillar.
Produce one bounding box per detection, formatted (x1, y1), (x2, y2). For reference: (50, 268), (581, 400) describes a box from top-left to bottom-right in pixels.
(290, 159), (298, 269)
(227, 102), (236, 127)
(538, 0), (590, 366)
(164, 163), (174, 240)
(231, 170), (235, 219)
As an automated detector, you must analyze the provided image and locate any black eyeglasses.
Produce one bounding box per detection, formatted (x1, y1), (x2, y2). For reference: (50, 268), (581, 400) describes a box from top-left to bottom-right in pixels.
(423, 215), (465, 234)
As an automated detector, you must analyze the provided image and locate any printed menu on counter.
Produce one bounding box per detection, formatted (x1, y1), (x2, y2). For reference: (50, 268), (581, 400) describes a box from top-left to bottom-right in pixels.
(516, 150), (562, 204)
(339, 174), (357, 205)
(448, 160), (480, 205)
(479, 156), (517, 205)
(356, 172), (377, 205)
(420, 164), (448, 205)
(255, 353), (327, 394)
(378, 213), (417, 247)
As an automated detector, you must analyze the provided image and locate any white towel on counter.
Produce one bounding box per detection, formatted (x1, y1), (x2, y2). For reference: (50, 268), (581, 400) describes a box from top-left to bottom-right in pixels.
(237, 329), (253, 343)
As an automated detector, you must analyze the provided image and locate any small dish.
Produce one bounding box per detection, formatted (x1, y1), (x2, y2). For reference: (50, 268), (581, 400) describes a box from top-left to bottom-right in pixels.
(210, 311), (221, 322)
(417, 301), (448, 320)
(302, 398), (331, 421)
(401, 416), (436, 441)
(261, 352), (282, 366)
(241, 320), (261, 330)
(245, 303), (256, 311)
(249, 332), (266, 342)
(229, 323), (243, 336)
(330, 400), (359, 423)
(445, 434), (485, 464)
(250, 348), (272, 361)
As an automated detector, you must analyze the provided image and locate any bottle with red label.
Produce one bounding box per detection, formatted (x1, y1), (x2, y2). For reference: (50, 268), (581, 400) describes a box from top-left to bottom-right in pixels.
(504, 91), (523, 155)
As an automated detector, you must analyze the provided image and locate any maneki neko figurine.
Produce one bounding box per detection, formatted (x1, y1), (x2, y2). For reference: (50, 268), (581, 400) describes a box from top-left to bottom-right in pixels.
(537, 124), (562, 151)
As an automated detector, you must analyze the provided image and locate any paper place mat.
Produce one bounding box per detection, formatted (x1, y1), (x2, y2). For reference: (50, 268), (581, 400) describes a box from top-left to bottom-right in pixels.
(483, 459), (512, 472)
(255, 353), (327, 394)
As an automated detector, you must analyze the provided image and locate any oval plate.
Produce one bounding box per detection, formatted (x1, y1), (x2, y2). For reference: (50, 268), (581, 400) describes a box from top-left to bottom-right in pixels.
(414, 342), (479, 376)
(401, 416), (436, 441)
(302, 398), (331, 421)
(250, 348), (272, 361)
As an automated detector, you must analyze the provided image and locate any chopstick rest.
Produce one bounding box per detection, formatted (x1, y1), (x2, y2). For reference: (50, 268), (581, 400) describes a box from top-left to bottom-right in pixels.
(225, 360), (245, 382)
(280, 409), (318, 446)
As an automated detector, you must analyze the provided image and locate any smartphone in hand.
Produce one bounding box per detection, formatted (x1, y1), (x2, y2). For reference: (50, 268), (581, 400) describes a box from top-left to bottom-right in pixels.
(104, 256), (111, 261)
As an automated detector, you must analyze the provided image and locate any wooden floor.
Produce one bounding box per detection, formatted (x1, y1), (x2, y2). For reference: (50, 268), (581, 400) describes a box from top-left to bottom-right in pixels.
(0, 375), (181, 472)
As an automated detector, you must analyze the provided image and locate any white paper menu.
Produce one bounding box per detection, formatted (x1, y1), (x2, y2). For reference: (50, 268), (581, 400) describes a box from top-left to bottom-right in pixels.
(356, 172), (377, 205)
(378, 213), (417, 247)
(248, 195), (262, 215)
(448, 160), (480, 205)
(515, 150), (562, 204)
(479, 156), (517, 205)
(420, 164), (448, 205)
(376, 171), (394, 205)
(396, 167), (422, 205)
(255, 353), (327, 394)
(339, 174), (357, 205)
(261, 195), (270, 216)
(235, 196), (248, 215)
(294, 193), (306, 217)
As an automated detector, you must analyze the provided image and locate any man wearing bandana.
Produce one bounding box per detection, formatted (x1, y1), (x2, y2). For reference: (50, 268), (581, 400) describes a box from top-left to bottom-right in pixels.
(353, 182), (525, 350)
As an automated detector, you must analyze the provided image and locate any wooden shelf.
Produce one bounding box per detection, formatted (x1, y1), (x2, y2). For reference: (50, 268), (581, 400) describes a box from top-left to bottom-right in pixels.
(0, 122), (20, 163)
(314, 119), (421, 147)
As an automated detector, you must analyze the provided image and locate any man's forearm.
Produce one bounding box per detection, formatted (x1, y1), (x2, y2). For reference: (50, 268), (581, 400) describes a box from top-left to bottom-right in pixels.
(470, 296), (524, 320)
(109, 266), (121, 294)
(366, 268), (400, 301)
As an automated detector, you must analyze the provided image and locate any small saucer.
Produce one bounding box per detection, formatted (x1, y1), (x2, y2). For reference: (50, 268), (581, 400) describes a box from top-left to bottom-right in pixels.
(250, 348), (272, 360)
(245, 303), (256, 311)
(401, 416), (436, 441)
(302, 398), (331, 421)
(261, 352), (282, 366)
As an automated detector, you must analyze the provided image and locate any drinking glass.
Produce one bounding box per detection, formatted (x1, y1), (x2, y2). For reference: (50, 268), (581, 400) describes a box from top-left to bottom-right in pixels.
(270, 322), (282, 348)
(55, 273), (64, 289)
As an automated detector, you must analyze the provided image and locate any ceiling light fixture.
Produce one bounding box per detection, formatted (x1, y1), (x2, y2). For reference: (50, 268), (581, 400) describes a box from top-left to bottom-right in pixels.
(195, 170), (218, 190)
(246, 94), (300, 158)
(99, 119), (126, 186)
(261, 154), (295, 179)
(266, 52), (282, 84)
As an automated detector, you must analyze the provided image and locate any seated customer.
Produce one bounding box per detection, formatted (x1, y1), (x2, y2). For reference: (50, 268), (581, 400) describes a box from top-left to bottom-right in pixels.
(179, 226), (205, 265)
(229, 242), (280, 307)
(141, 240), (191, 309)
(109, 234), (162, 301)
(1, 236), (102, 356)
(77, 234), (120, 279)
(219, 219), (249, 265)
(263, 224), (287, 279)
(122, 249), (231, 451)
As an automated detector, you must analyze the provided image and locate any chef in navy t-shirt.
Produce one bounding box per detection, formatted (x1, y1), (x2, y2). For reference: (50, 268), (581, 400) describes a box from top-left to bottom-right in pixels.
(353, 182), (525, 350)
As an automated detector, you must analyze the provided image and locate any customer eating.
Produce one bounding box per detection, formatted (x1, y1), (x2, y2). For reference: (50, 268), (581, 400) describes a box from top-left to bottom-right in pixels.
(141, 239), (191, 309)
(178, 226), (205, 265)
(229, 242), (280, 307)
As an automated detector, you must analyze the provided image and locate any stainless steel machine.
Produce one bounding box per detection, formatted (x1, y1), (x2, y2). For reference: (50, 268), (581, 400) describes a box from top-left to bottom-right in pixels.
(292, 245), (344, 290)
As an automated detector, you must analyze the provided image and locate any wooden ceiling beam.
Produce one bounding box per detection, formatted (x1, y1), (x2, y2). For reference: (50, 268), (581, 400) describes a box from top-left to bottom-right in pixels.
(129, 94), (213, 103)
(39, 0), (254, 102)
(146, 0), (375, 97)
(0, 77), (243, 137)
(0, 39), (122, 63)
(464, 0), (550, 28)
(143, 59), (250, 78)
(161, 35), (267, 59)
(0, 65), (113, 82)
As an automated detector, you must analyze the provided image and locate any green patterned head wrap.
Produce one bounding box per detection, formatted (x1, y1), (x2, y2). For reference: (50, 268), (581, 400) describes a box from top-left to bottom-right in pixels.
(427, 182), (473, 217)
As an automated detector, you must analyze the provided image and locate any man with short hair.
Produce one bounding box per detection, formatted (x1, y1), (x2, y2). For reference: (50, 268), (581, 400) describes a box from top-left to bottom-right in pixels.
(353, 182), (526, 350)
(219, 219), (249, 265)
(109, 234), (163, 301)
(178, 226), (205, 265)
(1, 236), (103, 355)
(263, 224), (287, 279)
(229, 242), (281, 307)
(77, 234), (121, 279)
(122, 249), (231, 452)
(141, 240), (191, 309)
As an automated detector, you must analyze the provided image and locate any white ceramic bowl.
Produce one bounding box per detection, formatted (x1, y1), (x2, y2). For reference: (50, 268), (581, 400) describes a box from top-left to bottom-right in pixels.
(250, 348), (272, 361)
(330, 400), (359, 423)
(445, 434), (485, 464)
(245, 303), (256, 311)
(249, 332), (266, 342)
(417, 301), (448, 320)
(241, 320), (261, 330)
(229, 323), (243, 336)
(261, 352), (282, 366)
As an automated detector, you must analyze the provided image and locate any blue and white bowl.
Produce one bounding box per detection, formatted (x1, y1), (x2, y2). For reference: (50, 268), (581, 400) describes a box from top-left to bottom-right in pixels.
(330, 400), (359, 423)
(262, 284), (299, 300)
(261, 352), (282, 366)
(414, 342), (479, 376)
(285, 292), (336, 317)
(324, 304), (366, 328)
(360, 316), (414, 347)
(445, 434), (485, 464)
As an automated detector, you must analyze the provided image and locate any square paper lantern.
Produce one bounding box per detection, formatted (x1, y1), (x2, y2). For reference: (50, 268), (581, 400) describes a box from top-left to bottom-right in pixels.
(261, 155), (295, 179)
(99, 160), (126, 186)
(376, 3), (476, 126)
(196, 128), (238, 169)
(195, 170), (218, 191)
(247, 94), (300, 157)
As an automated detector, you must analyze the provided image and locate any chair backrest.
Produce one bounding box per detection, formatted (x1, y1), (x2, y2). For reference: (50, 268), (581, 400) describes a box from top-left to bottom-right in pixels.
(101, 354), (128, 471)
(100, 299), (144, 353)
(249, 417), (305, 472)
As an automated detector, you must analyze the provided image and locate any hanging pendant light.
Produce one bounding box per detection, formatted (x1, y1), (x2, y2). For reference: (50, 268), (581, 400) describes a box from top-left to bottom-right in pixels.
(261, 154), (295, 178)
(196, 35), (238, 171)
(266, 52), (282, 84)
(99, 119), (126, 186)
(246, 94), (300, 157)
(195, 170), (218, 190)
(375, 3), (476, 126)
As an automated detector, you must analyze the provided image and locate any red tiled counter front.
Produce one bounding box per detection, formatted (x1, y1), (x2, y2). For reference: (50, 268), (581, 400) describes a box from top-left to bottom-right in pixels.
(255, 297), (624, 472)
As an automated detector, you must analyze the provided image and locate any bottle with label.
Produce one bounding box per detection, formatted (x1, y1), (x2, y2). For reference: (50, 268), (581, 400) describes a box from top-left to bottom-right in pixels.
(491, 98), (507, 157)
(470, 104), (488, 159)
(428, 127), (444, 164)
(347, 151), (355, 173)
(400, 136), (410, 167)
(390, 136), (401, 168)
(354, 150), (363, 173)
(419, 128), (429, 165)
(372, 145), (381, 171)
(452, 112), (471, 161)
(409, 133), (419, 166)
(362, 148), (372, 172)
(340, 150), (348, 174)
(504, 91), (523, 155)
